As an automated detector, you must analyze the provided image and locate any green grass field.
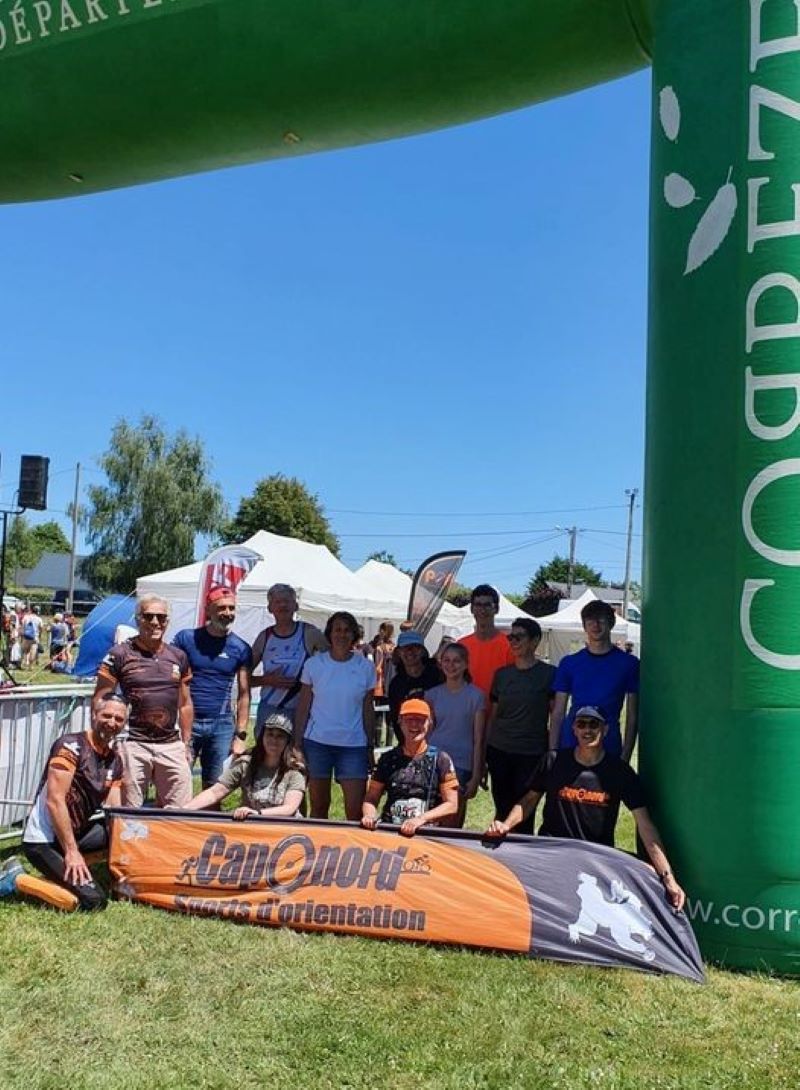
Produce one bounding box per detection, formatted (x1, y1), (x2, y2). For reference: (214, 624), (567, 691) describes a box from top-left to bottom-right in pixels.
(2, 787), (799, 1089)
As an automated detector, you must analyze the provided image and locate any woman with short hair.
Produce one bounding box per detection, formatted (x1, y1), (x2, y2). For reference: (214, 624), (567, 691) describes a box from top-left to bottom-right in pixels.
(294, 611), (376, 821)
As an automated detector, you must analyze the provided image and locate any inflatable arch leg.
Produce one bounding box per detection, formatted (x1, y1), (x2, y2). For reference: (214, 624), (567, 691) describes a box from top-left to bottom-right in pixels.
(16, 874), (80, 913)
(643, 0), (800, 973)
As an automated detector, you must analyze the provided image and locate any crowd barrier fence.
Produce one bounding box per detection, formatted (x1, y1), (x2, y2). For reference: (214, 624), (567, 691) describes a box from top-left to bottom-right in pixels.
(0, 684), (93, 839)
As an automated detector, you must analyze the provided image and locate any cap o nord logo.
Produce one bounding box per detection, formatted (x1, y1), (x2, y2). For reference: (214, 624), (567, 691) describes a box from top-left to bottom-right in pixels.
(176, 833), (411, 894)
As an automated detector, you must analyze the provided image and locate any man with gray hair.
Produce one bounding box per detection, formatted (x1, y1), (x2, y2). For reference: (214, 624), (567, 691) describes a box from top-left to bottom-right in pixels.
(251, 582), (327, 735)
(93, 594), (194, 807)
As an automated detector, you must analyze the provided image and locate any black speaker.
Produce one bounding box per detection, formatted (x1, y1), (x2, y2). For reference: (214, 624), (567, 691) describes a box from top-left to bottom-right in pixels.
(18, 455), (49, 511)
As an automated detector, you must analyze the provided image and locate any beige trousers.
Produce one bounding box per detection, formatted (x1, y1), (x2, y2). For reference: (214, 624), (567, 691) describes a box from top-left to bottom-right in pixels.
(121, 737), (193, 808)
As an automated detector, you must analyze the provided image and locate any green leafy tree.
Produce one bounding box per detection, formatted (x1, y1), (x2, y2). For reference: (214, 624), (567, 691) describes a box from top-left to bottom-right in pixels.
(526, 555), (603, 597)
(367, 550), (398, 566)
(503, 591), (526, 608)
(4, 515), (38, 578)
(224, 474), (340, 556)
(80, 415), (225, 593)
(445, 582), (473, 608)
(30, 520), (71, 556)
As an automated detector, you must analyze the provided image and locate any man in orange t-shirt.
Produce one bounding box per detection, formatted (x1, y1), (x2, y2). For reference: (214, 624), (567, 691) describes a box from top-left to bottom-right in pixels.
(458, 584), (514, 704)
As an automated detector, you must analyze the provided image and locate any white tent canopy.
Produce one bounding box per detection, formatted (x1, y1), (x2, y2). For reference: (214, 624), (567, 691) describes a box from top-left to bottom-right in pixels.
(354, 559), (467, 641)
(537, 589), (641, 664)
(137, 532), (463, 649)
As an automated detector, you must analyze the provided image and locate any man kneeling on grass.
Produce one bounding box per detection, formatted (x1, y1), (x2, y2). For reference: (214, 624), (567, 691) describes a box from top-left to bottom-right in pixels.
(0, 695), (128, 911)
(484, 705), (686, 911)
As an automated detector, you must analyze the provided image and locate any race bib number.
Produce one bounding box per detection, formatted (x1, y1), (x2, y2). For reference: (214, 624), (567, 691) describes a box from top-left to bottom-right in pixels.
(389, 797), (426, 824)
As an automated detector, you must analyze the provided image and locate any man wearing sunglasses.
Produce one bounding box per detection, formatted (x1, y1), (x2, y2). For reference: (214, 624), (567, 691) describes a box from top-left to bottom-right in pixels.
(484, 705), (685, 910)
(94, 594), (194, 808)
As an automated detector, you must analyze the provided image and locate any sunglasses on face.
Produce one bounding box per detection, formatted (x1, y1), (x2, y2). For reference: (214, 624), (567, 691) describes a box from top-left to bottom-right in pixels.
(140, 612), (168, 623)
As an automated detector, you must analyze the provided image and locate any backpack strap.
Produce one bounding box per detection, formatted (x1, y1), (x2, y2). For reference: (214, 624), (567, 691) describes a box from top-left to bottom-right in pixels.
(424, 745), (439, 811)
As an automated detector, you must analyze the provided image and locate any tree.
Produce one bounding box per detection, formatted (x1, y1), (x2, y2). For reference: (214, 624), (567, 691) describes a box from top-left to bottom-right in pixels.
(80, 415), (225, 593)
(224, 474), (340, 556)
(3, 517), (70, 582)
(30, 521), (71, 556)
(4, 515), (38, 579)
(367, 550), (398, 567)
(526, 554), (603, 597)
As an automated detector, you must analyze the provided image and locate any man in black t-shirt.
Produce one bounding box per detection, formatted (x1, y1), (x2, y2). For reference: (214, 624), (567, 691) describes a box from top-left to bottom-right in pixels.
(484, 705), (686, 910)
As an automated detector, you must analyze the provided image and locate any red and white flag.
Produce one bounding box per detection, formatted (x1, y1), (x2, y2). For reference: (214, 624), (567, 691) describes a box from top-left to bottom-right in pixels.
(194, 544), (262, 626)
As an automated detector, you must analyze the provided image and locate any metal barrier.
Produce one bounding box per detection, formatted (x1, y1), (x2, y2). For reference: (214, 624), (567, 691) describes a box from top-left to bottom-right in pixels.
(0, 684), (94, 839)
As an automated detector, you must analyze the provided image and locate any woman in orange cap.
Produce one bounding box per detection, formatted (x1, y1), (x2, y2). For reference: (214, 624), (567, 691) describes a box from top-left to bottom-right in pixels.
(361, 698), (459, 837)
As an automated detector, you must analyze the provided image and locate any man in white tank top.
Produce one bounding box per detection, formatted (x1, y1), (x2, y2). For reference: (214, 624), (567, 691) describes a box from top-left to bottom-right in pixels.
(250, 583), (327, 733)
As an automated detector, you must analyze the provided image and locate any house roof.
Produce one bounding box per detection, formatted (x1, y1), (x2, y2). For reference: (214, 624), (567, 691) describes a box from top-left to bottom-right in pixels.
(17, 552), (93, 592)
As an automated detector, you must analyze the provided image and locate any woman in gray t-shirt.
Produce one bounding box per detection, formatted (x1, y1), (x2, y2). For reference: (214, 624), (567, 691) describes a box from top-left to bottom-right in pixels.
(487, 618), (554, 834)
(185, 711), (307, 818)
(426, 643), (486, 828)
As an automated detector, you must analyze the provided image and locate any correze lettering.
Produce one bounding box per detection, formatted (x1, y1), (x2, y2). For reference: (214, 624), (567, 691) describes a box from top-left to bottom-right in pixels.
(740, 0), (800, 669)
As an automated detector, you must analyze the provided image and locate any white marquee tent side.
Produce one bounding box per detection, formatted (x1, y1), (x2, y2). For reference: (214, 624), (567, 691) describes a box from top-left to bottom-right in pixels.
(137, 533), (459, 649)
(536, 589), (641, 665)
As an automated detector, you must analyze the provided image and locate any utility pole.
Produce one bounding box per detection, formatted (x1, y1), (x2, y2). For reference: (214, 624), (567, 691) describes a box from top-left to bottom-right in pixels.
(623, 487), (639, 620)
(555, 524), (582, 597)
(566, 525), (578, 597)
(67, 462), (80, 614)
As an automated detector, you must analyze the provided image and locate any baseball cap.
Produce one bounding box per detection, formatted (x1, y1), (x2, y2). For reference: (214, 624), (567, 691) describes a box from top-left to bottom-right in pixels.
(261, 711), (293, 736)
(397, 630), (425, 648)
(206, 585), (235, 604)
(573, 706), (607, 724)
(399, 698), (431, 718)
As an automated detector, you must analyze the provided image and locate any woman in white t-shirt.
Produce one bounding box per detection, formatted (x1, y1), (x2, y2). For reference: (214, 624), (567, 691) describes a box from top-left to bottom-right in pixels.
(295, 611), (377, 821)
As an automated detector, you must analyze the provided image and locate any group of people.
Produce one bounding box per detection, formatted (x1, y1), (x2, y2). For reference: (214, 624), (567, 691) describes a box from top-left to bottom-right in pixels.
(0, 580), (685, 915)
(2, 604), (76, 672)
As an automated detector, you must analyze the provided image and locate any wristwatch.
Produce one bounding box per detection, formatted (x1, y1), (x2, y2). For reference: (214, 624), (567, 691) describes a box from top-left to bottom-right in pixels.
(234, 730), (248, 741)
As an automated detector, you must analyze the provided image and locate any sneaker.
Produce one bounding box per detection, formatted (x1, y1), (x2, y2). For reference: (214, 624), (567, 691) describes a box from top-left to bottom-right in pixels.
(0, 856), (24, 897)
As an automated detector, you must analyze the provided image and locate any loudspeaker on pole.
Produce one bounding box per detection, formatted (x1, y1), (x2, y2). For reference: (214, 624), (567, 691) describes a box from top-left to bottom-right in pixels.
(18, 455), (49, 510)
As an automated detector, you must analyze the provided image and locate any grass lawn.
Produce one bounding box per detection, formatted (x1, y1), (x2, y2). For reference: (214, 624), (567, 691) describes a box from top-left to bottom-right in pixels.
(1, 788), (799, 1089)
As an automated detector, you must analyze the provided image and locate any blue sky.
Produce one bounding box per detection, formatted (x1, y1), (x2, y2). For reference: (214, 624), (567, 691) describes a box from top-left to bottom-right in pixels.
(0, 67), (651, 596)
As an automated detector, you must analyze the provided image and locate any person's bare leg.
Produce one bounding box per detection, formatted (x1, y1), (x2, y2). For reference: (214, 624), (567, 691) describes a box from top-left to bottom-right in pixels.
(308, 777), (332, 819)
(339, 778), (366, 821)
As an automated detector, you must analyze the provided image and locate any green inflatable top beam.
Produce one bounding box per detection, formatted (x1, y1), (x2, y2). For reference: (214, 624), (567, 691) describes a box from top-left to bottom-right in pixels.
(0, 0), (653, 203)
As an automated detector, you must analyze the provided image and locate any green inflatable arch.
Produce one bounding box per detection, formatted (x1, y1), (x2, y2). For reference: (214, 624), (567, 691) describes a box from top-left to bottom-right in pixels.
(4, 0), (800, 974)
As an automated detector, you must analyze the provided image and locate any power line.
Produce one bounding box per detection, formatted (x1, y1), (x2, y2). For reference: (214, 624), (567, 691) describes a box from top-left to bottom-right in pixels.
(337, 527), (557, 539)
(329, 503), (629, 517)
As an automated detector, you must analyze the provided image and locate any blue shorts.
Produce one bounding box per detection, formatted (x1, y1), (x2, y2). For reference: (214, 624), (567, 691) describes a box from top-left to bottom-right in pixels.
(304, 738), (369, 782)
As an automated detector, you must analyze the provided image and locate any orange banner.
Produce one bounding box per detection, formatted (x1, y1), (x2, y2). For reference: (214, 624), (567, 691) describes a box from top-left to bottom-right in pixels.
(109, 810), (532, 951)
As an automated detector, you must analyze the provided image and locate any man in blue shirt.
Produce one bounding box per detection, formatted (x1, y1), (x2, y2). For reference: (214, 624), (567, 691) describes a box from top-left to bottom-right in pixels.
(173, 586), (252, 789)
(548, 599), (639, 762)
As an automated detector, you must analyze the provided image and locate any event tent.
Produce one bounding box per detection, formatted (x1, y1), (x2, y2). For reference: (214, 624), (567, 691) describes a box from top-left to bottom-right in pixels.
(137, 532), (454, 648)
(354, 559), (467, 640)
(537, 590), (641, 664)
(74, 594), (137, 677)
